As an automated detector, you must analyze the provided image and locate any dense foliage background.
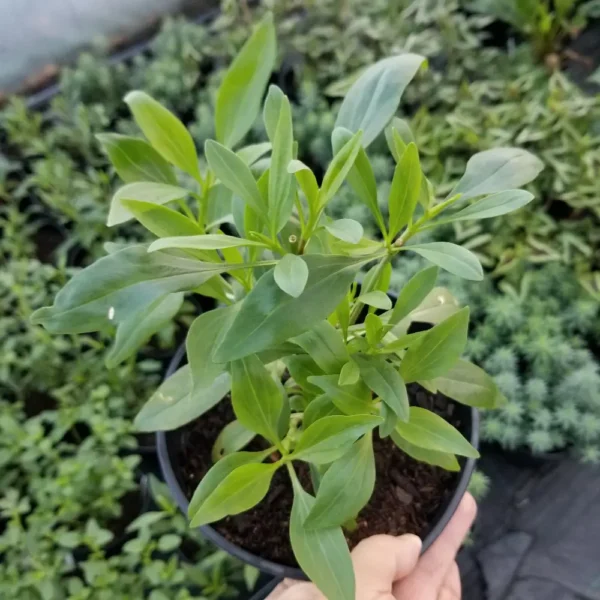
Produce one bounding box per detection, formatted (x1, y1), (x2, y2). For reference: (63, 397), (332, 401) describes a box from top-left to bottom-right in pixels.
(1, 1), (599, 597)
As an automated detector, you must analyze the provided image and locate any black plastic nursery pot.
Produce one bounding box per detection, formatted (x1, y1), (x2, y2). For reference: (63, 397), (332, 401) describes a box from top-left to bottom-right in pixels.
(157, 346), (480, 581)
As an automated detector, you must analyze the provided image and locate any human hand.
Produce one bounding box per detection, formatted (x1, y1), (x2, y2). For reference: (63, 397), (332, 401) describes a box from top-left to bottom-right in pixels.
(267, 492), (477, 600)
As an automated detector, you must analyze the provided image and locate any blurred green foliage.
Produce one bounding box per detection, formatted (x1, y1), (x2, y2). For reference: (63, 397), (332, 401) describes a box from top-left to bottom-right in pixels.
(1, 0), (599, 596)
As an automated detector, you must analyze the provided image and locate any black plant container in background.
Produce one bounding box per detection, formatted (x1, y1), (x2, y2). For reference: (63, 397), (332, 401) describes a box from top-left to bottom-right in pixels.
(156, 346), (480, 581)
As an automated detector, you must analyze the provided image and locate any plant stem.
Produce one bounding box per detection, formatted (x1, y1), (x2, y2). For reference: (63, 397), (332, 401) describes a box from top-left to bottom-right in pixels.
(178, 199), (195, 221)
(349, 254), (390, 324)
(342, 517), (358, 532)
(393, 193), (463, 248)
(285, 461), (299, 484)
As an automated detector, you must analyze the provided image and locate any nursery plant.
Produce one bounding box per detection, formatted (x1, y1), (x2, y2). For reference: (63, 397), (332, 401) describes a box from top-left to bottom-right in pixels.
(456, 264), (600, 463)
(32, 14), (544, 599)
(468, 0), (596, 61)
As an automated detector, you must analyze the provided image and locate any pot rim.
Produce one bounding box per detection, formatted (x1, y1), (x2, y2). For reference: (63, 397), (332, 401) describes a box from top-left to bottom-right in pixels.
(156, 345), (479, 580)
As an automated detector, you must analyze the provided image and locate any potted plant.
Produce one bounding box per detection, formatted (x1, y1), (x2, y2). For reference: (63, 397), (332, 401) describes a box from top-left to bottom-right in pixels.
(33, 14), (544, 599)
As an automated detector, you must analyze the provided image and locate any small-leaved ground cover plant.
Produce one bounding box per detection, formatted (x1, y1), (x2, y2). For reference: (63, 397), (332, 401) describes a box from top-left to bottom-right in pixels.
(33, 14), (543, 599)
(458, 264), (600, 462)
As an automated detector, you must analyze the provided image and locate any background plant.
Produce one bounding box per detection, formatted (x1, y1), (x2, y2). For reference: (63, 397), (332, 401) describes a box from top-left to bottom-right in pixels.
(452, 264), (600, 462)
(468, 0), (599, 61)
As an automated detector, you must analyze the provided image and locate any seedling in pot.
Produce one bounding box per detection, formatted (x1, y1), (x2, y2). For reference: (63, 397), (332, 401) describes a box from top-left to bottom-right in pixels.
(33, 13), (543, 599)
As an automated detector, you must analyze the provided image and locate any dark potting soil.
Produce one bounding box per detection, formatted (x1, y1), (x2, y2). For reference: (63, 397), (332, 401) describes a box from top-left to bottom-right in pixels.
(176, 385), (459, 567)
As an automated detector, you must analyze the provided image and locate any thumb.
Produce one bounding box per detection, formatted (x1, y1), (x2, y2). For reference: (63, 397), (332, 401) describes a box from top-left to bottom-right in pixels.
(351, 534), (422, 600)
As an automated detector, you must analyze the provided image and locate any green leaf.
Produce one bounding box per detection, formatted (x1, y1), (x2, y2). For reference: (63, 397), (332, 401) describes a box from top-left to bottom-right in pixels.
(189, 462), (278, 526)
(108, 182), (189, 226)
(125, 91), (201, 181)
(390, 430), (460, 471)
(158, 534), (181, 552)
(335, 54), (426, 147)
(388, 143), (422, 237)
(96, 133), (176, 184)
(285, 355), (324, 396)
(187, 306), (236, 391)
(214, 254), (366, 362)
(294, 415), (381, 464)
(126, 511), (168, 533)
(274, 254), (309, 298)
(440, 190), (535, 223)
(231, 354), (286, 443)
(304, 434), (375, 530)
(191, 275), (233, 304)
(212, 421), (256, 462)
(318, 131), (363, 209)
(406, 242), (483, 281)
(134, 365), (229, 431)
(106, 293), (183, 367)
(379, 402), (398, 438)
(338, 360), (360, 386)
(188, 450), (271, 520)
(205, 140), (265, 218)
(362, 262), (392, 294)
(353, 355), (409, 421)
(244, 565), (260, 591)
(205, 183), (234, 228)
(336, 294), (351, 341)
(267, 90), (295, 234)
(400, 307), (469, 383)
(237, 142), (272, 166)
(304, 394), (342, 428)
(263, 85), (285, 141)
(325, 219), (363, 244)
(308, 375), (373, 416)
(148, 234), (266, 253)
(448, 147), (544, 201)
(31, 245), (231, 334)
(425, 359), (503, 409)
(122, 200), (203, 238)
(384, 117), (415, 161)
(388, 266), (439, 326)
(215, 13), (276, 148)
(292, 320), (349, 374)
(289, 471), (355, 600)
(365, 313), (384, 347)
(378, 331), (426, 354)
(332, 128), (385, 235)
(288, 160), (319, 210)
(394, 406), (479, 458)
(56, 531), (81, 548)
(400, 287), (461, 326)
(357, 291), (392, 310)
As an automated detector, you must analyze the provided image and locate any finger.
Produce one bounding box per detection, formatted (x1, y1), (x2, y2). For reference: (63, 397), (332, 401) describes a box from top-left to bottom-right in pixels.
(438, 562), (461, 600)
(352, 534), (422, 599)
(393, 493), (476, 598)
(266, 579), (302, 600)
(267, 581), (323, 600)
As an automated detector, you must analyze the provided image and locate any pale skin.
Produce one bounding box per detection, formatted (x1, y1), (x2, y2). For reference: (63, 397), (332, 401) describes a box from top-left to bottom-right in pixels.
(267, 492), (477, 600)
